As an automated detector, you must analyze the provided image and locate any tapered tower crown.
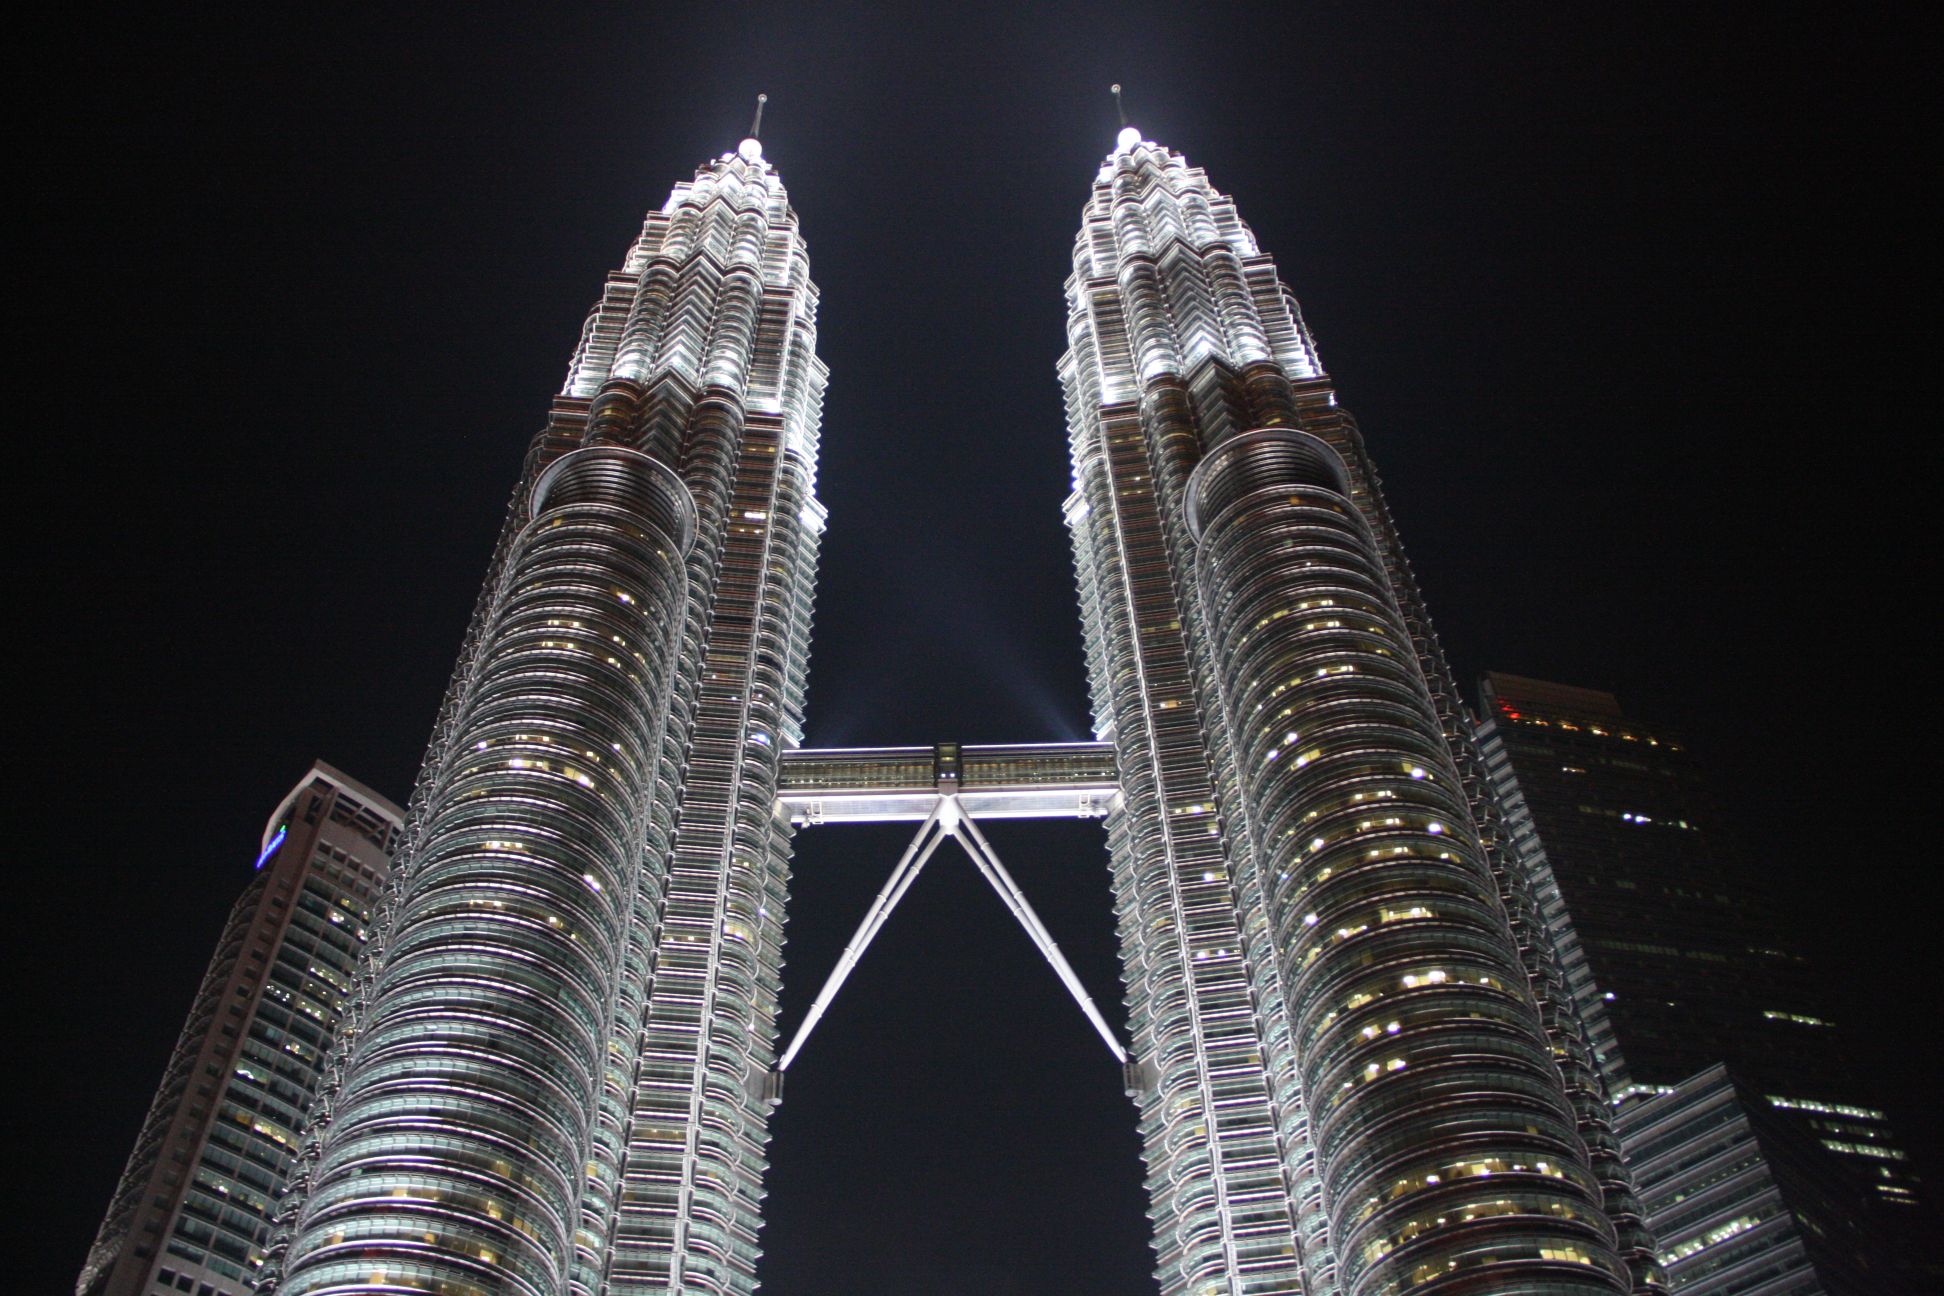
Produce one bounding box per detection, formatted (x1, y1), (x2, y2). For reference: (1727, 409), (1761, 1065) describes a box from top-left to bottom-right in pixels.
(1065, 133), (1323, 425)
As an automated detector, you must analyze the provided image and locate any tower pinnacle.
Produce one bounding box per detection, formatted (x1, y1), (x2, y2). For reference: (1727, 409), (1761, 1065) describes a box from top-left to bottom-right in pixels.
(739, 93), (768, 162)
(1110, 85), (1140, 152)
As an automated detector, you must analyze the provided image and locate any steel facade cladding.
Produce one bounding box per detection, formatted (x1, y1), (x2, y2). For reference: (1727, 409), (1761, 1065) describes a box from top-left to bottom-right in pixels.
(1188, 431), (1621, 1295)
(273, 449), (698, 1296)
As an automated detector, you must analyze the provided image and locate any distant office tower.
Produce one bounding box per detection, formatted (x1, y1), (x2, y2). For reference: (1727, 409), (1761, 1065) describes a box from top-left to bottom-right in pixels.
(1615, 1068), (1920, 1296)
(258, 133), (826, 1296)
(77, 763), (402, 1296)
(1058, 128), (1657, 1295)
(1472, 672), (1925, 1293)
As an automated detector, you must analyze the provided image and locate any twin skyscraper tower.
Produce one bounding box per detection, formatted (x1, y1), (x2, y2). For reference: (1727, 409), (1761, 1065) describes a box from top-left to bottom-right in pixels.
(254, 124), (1665, 1296)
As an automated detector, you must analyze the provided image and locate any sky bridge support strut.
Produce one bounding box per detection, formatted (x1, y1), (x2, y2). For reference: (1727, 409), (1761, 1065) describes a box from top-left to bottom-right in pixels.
(773, 791), (1128, 1083)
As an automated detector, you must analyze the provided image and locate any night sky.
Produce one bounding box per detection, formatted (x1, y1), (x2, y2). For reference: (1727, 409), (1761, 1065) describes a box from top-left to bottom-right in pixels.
(20, 5), (1935, 1293)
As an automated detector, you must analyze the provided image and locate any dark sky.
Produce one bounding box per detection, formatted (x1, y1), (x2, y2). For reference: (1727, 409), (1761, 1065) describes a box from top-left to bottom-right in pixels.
(20, 4), (1935, 1293)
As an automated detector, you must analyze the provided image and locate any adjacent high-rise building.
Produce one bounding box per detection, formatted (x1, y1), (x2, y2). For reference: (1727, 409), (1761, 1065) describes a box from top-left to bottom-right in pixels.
(1614, 1066), (1917, 1296)
(90, 118), (1913, 1296)
(78, 763), (403, 1296)
(1471, 672), (1928, 1293)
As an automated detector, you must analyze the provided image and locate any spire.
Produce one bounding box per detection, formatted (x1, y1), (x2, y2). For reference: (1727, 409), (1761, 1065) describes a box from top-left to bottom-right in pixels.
(1109, 84), (1140, 153)
(738, 93), (768, 162)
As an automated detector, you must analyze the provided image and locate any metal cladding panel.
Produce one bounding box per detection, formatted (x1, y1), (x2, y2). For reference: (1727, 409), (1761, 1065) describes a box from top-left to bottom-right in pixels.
(273, 449), (698, 1296)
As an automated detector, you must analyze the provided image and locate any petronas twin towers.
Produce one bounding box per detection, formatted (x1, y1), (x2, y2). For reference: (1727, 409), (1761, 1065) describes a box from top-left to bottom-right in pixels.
(257, 121), (1665, 1296)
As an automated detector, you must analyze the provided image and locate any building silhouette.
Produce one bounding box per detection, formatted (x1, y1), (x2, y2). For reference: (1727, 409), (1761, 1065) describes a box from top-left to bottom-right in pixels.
(1472, 672), (1927, 1293)
(78, 763), (402, 1296)
(89, 120), (1915, 1296)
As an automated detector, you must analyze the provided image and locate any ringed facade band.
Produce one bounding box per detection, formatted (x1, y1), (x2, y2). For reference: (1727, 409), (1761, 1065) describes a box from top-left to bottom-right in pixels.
(190, 126), (1668, 1295)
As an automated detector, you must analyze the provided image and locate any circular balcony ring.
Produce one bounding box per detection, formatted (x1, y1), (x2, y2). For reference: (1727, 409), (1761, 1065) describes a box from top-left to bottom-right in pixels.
(1185, 428), (1352, 542)
(530, 445), (697, 555)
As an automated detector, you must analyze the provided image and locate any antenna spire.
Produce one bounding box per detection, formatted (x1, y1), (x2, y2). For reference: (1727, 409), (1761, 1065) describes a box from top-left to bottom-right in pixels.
(750, 93), (768, 140)
(1111, 84), (1128, 127)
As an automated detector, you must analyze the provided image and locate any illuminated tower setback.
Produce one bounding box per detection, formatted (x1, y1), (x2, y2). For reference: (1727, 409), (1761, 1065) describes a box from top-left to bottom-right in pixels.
(258, 130), (827, 1296)
(1058, 127), (1662, 1296)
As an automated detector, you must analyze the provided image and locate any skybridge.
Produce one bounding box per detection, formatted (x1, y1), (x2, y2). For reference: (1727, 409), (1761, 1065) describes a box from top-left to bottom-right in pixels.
(776, 741), (1119, 824)
(766, 741), (1145, 1097)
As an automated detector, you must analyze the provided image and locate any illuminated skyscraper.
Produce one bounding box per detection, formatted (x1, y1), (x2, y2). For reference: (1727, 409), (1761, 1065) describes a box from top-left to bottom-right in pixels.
(223, 121), (1678, 1296)
(1057, 127), (1660, 1295)
(259, 130), (827, 1296)
(77, 763), (402, 1296)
